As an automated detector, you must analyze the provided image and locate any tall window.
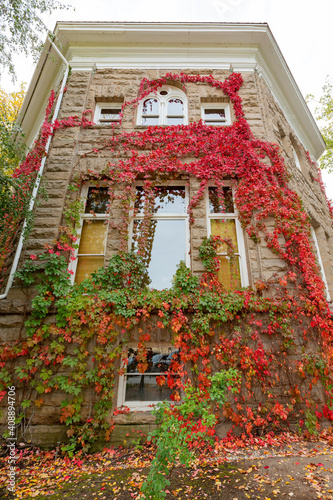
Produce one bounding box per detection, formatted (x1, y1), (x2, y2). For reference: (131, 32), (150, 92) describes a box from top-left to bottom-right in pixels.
(138, 86), (187, 126)
(72, 186), (109, 284)
(131, 185), (190, 289)
(311, 226), (331, 301)
(207, 185), (248, 290)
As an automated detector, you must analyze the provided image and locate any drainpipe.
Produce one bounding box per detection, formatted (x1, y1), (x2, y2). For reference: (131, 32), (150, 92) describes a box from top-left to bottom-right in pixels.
(0, 36), (70, 300)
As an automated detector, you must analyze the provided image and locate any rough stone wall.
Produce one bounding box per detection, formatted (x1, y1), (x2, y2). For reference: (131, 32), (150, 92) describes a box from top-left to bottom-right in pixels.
(257, 76), (333, 297)
(1, 67), (332, 447)
(16, 69), (284, 283)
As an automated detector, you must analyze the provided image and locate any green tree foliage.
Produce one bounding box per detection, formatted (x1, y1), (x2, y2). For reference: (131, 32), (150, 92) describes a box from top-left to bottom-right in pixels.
(0, 84), (27, 232)
(309, 76), (333, 173)
(141, 370), (241, 499)
(0, 0), (69, 79)
(0, 84), (26, 176)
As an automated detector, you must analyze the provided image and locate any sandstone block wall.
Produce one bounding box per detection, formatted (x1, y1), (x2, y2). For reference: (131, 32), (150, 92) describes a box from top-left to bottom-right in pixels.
(0, 68), (332, 446)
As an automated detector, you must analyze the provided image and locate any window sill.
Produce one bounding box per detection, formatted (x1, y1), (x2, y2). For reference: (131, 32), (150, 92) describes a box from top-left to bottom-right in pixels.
(92, 124), (121, 128)
(113, 411), (156, 425)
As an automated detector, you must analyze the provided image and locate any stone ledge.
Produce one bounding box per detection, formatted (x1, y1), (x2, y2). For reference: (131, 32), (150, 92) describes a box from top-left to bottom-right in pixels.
(112, 411), (156, 425)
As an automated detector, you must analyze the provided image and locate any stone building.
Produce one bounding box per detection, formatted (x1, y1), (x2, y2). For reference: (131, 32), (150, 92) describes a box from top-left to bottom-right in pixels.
(0, 22), (332, 447)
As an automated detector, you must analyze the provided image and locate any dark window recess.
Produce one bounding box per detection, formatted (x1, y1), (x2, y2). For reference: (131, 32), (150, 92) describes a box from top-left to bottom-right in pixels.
(85, 187), (109, 213)
(209, 186), (234, 213)
(204, 108), (227, 125)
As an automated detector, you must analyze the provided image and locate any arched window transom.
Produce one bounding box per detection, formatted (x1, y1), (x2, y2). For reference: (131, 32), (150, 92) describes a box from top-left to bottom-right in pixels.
(138, 85), (187, 126)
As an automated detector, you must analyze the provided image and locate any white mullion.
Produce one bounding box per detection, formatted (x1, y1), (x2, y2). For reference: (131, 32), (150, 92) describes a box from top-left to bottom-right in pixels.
(160, 99), (166, 125)
(77, 254), (105, 257)
(134, 213), (187, 220)
(83, 213), (108, 219)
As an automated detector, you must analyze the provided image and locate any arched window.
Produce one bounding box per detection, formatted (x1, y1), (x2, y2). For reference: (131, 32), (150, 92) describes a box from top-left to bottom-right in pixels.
(138, 85), (187, 126)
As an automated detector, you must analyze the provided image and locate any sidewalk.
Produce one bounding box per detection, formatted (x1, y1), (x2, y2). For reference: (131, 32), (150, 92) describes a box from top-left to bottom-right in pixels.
(0, 436), (332, 499)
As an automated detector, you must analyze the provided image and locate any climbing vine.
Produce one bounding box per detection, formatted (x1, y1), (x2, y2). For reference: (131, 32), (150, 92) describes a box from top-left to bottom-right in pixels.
(0, 72), (332, 457)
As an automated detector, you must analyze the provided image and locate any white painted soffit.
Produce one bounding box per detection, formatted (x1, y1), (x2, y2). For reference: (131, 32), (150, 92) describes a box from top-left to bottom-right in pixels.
(18, 37), (66, 148)
(19, 22), (325, 159)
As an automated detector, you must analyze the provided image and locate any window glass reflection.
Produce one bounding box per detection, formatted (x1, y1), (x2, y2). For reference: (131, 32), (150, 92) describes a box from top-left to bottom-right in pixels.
(166, 117), (184, 125)
(85, 187), (109, 213)
(167, 98), (184, 116)
(210, 219), (238, 252)
(209, 187), (234, 213)
(125, 347), (180, 402)
(204, 108), (226, 121)
(216, 255), (241, 291)
(135, 186), (186, 214)
(99, 108), (121, 123)
(142, 98), (159, 115)
(132, 219), (186, 289)
(142, 116), (159, 126)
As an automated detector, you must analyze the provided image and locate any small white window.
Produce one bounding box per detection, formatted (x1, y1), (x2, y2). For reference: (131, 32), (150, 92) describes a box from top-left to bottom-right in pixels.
(70, 185), (109, 284)
(311, 227), (331, 301)
(94, 103), (121, 125)
(130, 184), (190, 290)
(137, 86), (187, 126)
(292, 145), (302, 171)
(206, 185), (248, 289)
(201, 103), (231, 126)
(117, 344), (180, 411)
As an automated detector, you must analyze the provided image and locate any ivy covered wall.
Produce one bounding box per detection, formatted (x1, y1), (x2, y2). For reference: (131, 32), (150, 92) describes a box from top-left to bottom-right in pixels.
(0, 70), (332, 451)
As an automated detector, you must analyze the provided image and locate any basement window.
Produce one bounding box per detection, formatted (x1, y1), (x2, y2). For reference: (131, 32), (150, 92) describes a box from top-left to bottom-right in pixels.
(117, 345), (180, 411)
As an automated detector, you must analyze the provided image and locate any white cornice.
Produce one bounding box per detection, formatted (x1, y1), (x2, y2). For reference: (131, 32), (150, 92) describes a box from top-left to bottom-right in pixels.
(19, 22), (325, 159)
(65, 46), (259, 71)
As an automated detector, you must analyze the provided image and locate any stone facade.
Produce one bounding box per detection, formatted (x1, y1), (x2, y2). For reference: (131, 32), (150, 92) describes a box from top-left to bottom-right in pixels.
(15, 68), (332, 292)
(1, 39), (332, 447)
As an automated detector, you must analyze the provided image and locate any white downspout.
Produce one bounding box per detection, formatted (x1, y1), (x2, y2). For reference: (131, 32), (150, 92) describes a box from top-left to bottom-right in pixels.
(0, 37), (70, 300)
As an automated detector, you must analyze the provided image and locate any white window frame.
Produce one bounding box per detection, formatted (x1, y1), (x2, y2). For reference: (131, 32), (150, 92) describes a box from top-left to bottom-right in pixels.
(117, 343), (179, 411)
(128, 181), (191, 289)
(292, 145), (302, 171)
(201, 102), (231, 126)
(206, 183), (249, 288)
(69, 184), (109, 284)
(137, 85), (188, 126)
(94, 103), (122, 125)
(311, 227), (331, 301)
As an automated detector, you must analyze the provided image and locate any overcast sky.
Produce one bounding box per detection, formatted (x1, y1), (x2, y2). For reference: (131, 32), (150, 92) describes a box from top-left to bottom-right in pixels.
(1, 0), (333, 197)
